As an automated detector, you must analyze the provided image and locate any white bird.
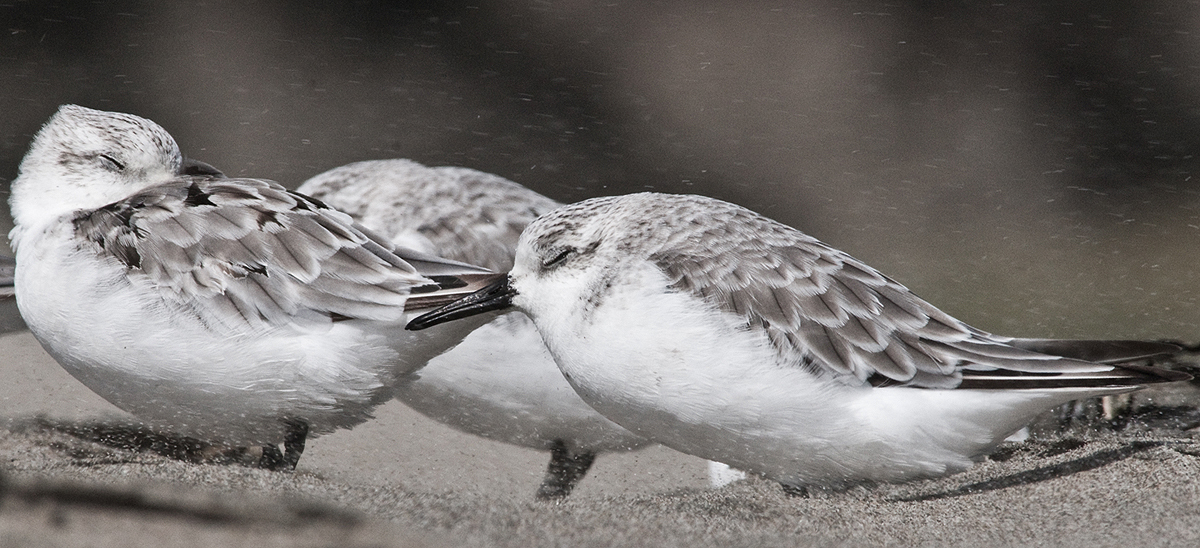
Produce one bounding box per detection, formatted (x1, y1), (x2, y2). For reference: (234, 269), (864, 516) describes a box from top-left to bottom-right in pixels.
(297, 159), (652, 499)
(409, 192), (1187, 493)
(8, 105), (497, 470)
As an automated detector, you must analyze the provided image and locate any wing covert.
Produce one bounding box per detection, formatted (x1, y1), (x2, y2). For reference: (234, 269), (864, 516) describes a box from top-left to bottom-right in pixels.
(298, 160), (561, 272)
(74, 177), (436, 330)
(651, 208), (1113, 388)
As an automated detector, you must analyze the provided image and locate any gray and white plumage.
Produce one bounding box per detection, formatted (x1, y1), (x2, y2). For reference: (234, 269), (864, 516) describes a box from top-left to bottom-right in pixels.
(409, 192), (1187, 490)
(8, 106), (495, 467)
(298, 160), (559, 273)
(298, 159), (651, 498)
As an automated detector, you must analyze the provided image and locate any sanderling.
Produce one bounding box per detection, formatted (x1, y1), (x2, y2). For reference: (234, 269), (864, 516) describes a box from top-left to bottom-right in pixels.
(297, 159), (652, 498)
(409, 192), (1188, 492)
(9, 105), (498, 470)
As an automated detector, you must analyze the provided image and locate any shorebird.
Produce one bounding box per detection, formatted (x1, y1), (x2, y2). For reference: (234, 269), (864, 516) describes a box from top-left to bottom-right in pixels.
(298, 159), (651, 498)
(409, 192), (1187, 492)
(9, 105), (496, 470)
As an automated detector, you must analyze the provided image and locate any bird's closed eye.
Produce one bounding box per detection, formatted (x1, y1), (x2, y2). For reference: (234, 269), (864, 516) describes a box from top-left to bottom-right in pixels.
(98, 154), (125, 171)
(542, 248), (573, 268)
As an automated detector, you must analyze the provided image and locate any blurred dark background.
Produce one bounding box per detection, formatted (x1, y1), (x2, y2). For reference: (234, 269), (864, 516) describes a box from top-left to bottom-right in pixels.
(3, 1), (1199, 340)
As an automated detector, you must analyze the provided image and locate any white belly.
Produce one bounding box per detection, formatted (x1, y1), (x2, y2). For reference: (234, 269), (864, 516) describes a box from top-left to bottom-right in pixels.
(13, 223), (468, 446)
(531, 268), (1093, 488)
(395, 312), (649, 453)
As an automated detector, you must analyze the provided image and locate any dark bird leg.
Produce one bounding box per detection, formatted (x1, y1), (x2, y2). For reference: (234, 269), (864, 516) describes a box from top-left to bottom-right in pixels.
(281, 418), (309, 470)
(258, 445), (286, 470)
(535, 440), (597, 500)
(257, 418), (310, 471)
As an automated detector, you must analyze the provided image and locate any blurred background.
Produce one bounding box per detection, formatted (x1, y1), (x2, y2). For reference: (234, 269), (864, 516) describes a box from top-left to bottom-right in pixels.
(3, 0), (1200, 340)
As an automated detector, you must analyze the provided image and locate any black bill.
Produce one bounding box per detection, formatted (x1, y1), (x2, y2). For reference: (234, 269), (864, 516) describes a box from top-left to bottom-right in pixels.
(179, 157), (226, 178)
(406, 274), (517, 330)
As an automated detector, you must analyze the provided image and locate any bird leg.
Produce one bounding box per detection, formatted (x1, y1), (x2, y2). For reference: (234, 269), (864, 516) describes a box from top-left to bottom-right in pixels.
(257, 418), (310, 471)
(258, 445), (285, 470)
(281, 418), (309, 470)
(535, 439), (596, 500)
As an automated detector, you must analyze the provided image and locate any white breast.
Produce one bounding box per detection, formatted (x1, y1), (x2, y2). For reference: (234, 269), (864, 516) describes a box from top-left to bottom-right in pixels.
(13, 219), (405, 446)
(523, 261), (1087, 487)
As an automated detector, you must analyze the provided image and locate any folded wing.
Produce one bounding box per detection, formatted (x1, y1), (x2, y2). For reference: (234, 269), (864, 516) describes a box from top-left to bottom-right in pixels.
(73, 177), (489, 332)
(652, 207), (1186, 389)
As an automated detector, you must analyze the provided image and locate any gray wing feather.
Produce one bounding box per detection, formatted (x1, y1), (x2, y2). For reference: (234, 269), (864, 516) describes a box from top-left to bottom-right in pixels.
(999, 338), (1180, 364)
(298, 160), (561, 271)
(74, 177), (440, 330)
(652, 207), (1116, 388)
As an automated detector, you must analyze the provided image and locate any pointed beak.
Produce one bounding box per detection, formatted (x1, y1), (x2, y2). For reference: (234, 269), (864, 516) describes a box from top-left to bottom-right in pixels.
(406, 274), (517, 330)
(179, 157), (226, 178)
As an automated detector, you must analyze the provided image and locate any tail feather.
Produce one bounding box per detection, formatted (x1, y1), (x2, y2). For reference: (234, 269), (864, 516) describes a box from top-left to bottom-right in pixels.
(958, 362), (1190, 390)
(1004, 338), (1180, 364)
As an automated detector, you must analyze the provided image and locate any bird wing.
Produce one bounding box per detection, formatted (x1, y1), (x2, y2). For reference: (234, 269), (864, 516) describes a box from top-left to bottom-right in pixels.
(999, 337), (1179, 364)
(415, 166), (561, 271)
(651, 209), (1180, 389)
(72, 177), (487, 332)
(298, 160), (560, 272)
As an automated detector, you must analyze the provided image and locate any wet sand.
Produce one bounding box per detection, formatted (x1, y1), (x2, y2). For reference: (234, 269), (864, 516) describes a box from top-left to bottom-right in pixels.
(2, 328), (1200, 548)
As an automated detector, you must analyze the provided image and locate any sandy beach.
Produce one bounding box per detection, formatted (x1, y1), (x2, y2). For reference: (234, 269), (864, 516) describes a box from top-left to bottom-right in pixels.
(2, 325), (1199, 548)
